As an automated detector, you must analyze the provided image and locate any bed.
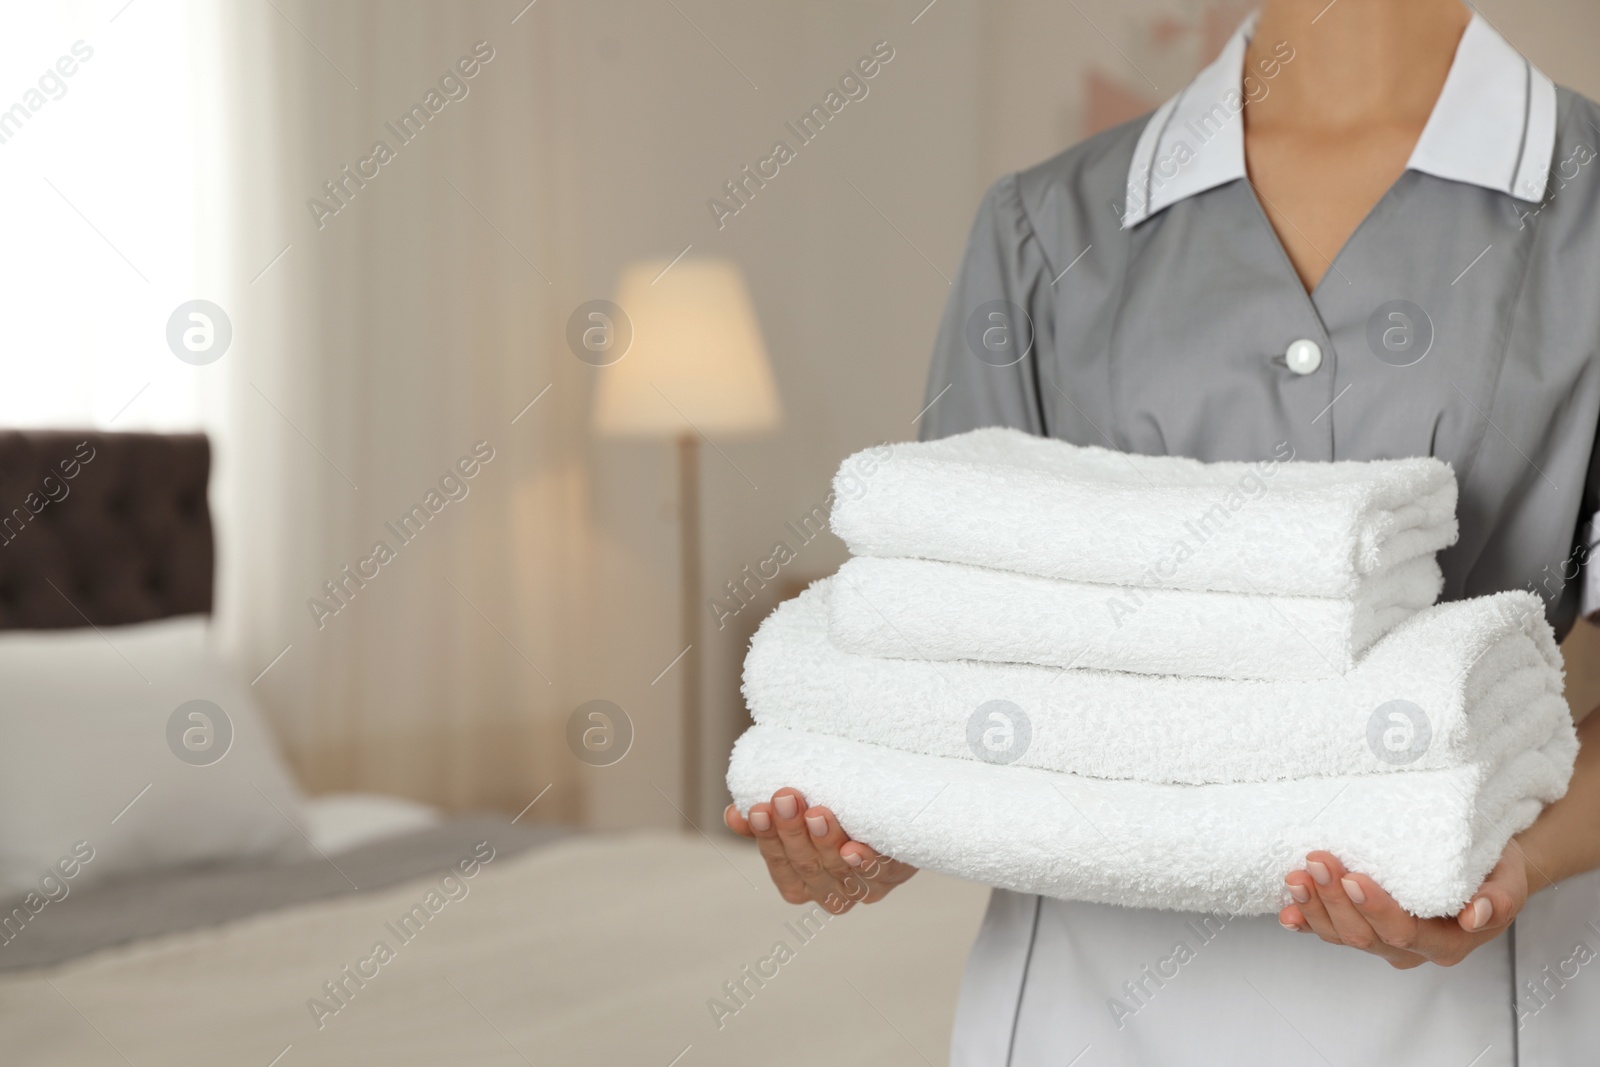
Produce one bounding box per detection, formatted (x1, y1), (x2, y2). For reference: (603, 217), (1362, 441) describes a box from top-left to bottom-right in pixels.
(0, 431), (987, 1065)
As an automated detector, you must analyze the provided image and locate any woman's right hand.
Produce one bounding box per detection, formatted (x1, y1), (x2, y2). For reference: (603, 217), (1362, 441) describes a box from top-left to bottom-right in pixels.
(725, 788), (917, 914)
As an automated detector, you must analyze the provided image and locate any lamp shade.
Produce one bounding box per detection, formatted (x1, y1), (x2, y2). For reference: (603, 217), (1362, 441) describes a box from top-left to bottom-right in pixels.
(593, 257), (782, 438)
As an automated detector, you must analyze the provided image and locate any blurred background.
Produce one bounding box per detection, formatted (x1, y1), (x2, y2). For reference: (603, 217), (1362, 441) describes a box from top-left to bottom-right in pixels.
(3, 1), (1599, 1063)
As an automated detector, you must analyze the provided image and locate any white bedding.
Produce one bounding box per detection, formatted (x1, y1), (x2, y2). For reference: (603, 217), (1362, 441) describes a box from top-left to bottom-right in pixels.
(0, 831), (988, 1066)
(302, 793), (443, 854)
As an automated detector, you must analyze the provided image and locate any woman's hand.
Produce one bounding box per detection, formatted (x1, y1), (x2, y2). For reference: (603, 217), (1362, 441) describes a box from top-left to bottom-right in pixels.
(1278, 843), (1532, 968)
(725, 788), (917, 914)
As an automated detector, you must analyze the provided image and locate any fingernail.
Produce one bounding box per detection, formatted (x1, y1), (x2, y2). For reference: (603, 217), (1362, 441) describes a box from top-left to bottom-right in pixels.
(749, 810), (770, 832)
(1280, 921), (1299, 932)
(1287, 883), (1310, 904)
(774, 794), (797, 820)
(723, 804), (736, 826)
(1470, 896), (1492, 930)
(1307, 861), (1331, 886)
(1341, 877), (1366, 905)
(805, 814), (826, 837)
(842, 851), (863, 868)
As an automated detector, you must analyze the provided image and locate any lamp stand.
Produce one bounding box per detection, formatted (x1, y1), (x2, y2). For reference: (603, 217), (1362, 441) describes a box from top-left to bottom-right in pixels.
(677, 432), (702, 831)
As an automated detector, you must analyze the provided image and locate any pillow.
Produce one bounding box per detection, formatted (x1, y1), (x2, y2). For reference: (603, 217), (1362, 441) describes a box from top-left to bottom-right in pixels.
(0, 616), (311, 900)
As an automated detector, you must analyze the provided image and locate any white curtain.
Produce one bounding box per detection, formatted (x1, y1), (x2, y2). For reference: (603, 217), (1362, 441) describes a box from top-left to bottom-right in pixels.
(199, 0), (594, 817)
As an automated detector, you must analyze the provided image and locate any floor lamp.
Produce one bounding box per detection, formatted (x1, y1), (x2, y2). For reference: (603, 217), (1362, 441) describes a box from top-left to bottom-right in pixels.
(593, 258), (781, 829)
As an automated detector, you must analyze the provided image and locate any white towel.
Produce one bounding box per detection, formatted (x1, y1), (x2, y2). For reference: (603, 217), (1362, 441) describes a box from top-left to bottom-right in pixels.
(831, 428), (1459, 597)
(829, 554), (1444, 680)
(748, 580), (1566, 784)
(726, 721), (1577, 917)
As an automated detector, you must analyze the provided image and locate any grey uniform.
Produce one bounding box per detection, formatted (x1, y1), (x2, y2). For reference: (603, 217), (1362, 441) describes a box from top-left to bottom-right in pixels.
(924, 14), (1600, 1067)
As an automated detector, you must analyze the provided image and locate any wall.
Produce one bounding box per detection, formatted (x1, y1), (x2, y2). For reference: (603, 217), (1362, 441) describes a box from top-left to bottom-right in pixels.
(549, 0), (985, 827)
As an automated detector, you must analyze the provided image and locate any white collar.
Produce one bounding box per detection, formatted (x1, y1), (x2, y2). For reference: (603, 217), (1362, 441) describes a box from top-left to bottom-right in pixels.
(1120, 11), (1557, 228)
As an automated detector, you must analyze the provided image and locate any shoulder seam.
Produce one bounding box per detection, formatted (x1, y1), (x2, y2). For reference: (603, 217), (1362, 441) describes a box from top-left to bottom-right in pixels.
(998, 171), (1060, 283)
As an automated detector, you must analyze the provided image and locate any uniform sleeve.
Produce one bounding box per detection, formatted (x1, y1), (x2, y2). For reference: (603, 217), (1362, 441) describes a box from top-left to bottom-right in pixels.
(1568, 419), (1600, 631)
(918, 173), (1057, 443)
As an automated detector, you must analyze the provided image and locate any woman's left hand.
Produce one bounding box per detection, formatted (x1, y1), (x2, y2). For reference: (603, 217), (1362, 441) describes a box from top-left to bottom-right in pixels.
(1278, 843), (1531, 968)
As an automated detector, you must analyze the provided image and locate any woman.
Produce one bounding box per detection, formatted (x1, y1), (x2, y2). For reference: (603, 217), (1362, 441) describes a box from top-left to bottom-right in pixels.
(726, 1), (1600, 1062)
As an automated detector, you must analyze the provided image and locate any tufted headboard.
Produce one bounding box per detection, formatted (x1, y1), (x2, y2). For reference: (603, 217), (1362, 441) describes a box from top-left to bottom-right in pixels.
(0, 431), (213, 630)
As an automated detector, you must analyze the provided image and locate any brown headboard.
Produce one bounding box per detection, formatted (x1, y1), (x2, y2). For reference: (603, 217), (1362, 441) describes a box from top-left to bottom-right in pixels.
(0, 431), (213, 630)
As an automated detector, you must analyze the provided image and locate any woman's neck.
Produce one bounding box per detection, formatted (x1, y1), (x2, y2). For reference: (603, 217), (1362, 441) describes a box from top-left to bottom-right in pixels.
(1248, 0), (1471, 131)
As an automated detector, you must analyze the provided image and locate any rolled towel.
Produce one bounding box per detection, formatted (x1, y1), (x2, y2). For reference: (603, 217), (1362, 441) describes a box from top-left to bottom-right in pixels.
(830, 427), (1458, 597)
(726, 721), (1577, 917)
(748, 580), (1566, 784)
(829, 554), (1444, 680)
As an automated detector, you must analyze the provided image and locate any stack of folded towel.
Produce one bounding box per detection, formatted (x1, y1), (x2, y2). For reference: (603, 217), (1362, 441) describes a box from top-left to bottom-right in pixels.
(727, 427), (1579, 918)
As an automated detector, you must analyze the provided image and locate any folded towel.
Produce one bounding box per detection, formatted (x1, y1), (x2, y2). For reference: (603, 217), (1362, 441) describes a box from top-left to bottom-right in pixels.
(830, 428), (1458, 597)
(726, 721), (1577, 917)
(829, 554), (1444, 680)
(748, 581), (1565, 783)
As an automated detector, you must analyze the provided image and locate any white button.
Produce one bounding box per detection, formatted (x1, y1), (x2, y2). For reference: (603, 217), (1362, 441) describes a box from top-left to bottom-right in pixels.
(1285, 338), (1322, 375)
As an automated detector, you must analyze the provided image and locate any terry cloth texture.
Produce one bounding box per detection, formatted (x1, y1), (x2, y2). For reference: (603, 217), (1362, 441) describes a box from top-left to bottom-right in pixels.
(828, 554), (1444, 680)
(749, 580), (1566, 784)
(726, 721), (1577, 918)
(827, 427), (1459, 597)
